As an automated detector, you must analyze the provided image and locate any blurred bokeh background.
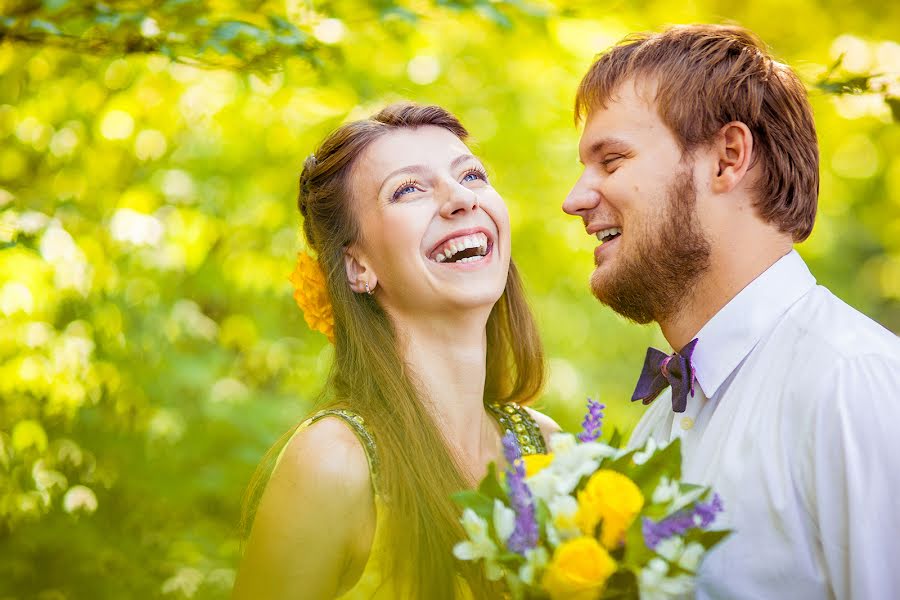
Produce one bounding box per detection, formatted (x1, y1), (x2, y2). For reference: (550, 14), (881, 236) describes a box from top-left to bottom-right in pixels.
(1, 1), (897, 597)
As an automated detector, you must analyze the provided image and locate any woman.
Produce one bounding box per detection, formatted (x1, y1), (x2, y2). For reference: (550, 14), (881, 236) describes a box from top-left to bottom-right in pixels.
(233, 103), (559, 599)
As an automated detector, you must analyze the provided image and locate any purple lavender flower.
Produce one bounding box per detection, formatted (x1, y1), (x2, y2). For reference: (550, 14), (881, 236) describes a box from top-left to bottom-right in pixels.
(502, 431), (522, 463)
(694, 493), (723, 528)
(577, 398), (606, 443)
(642, 493), (724, 549)
(501, 432), (539, 554)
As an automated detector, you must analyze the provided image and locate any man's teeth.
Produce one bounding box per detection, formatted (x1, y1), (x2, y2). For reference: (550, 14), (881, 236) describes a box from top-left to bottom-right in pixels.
(595, 227), (622, 243)
(433, 232), (489, 263)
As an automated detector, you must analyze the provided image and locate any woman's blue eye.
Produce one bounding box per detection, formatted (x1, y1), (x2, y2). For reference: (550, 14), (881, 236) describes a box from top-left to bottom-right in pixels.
(462, 168), (487, 183)
(392, 181), (419, 200)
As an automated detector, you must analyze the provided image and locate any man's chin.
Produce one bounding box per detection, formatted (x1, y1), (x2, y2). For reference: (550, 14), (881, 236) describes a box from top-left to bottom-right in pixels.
(589, 268), (614, 305)
(589, 268), (656, 325)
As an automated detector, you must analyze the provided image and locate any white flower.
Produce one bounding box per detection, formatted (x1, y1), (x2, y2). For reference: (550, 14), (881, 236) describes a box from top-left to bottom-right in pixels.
(652, 476), (706, 514)
(528, 435), (616, 500)
(652, 477), (680, 504)
(548, 432), (578, 454)
(526, 468), (569, 503)
(454, 509), (496, 560)
(641, 557), (668, 587)
(677, 542), (705, 573)
(493, 499), (516, 545)
(518, 546), (549, 585)
(639, 558), (696, 600)
(669, 485), (706, 513)
(654, 537), (705, 572)
(633, 437), (660, 465)
(655, 536), (684, 562)
(544, 519), (561, 547)
(453, 509), (503, 581)
(547, 494), (580, 542)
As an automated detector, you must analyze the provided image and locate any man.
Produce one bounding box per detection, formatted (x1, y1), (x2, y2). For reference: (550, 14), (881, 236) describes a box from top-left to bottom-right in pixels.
(563, 24), (900, 599)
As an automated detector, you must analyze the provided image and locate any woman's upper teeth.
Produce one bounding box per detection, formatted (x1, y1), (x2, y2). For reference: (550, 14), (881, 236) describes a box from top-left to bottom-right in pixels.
(596, 227), (622, 242)
(433, 232), (489, 262)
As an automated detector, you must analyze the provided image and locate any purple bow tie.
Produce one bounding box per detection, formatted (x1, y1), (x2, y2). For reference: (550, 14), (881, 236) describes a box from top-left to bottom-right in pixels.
(631, 338), (699, 413)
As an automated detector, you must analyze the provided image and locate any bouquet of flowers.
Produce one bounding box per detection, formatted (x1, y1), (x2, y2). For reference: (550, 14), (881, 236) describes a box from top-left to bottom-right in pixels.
(453, 400), (728, 599)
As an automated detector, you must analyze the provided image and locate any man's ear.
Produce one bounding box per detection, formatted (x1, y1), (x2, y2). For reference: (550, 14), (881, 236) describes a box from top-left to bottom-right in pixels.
(343, 246), (377, 294)
(711, 121), (754, 194)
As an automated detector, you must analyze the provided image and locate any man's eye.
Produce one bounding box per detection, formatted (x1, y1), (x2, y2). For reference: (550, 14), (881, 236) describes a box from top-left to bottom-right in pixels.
(602, 155), (624, 169)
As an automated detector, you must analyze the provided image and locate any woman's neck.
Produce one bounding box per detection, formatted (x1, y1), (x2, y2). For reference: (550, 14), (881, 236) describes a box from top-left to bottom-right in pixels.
(394, 310), (499, 481)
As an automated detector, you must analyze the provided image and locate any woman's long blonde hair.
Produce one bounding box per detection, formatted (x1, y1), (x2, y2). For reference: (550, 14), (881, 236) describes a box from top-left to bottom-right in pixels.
(242, 103), (544, 598)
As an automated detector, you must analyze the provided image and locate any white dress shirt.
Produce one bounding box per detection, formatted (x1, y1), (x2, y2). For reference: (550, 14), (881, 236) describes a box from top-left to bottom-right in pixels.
(627, 250), (900, 600)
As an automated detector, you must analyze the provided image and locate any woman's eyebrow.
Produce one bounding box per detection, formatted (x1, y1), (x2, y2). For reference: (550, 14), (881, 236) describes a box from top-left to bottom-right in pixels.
(377, 154), (480, 194)
(450, 153), (478, 169)
(377, 165), (428, 195)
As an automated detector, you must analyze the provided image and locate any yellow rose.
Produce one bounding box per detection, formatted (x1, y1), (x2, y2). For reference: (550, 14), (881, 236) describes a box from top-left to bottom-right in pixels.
(576, 470), (644, 549)
(542, 536), (617, 600)
(522, 453), (554, 477)
(288, 251), (335, 343)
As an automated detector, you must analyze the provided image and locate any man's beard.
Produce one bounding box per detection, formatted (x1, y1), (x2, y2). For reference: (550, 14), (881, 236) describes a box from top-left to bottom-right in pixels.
(590, 169), (711, 324)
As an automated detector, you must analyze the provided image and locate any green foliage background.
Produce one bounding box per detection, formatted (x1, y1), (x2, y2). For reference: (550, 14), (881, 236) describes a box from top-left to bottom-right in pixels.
(0, 1), (897, 597)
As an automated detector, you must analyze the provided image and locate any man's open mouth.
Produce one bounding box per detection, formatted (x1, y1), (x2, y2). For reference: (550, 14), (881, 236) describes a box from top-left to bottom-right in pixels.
(596, 227), (622, 244)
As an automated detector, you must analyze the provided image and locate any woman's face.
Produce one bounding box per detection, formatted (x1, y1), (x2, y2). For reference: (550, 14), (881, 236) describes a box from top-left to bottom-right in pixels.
(347, 125), (511, 319)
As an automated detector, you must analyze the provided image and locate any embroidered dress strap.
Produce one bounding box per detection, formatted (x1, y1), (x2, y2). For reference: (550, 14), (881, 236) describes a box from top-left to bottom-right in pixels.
(301, 408), (380, 494)
(486, 402), (547, 455)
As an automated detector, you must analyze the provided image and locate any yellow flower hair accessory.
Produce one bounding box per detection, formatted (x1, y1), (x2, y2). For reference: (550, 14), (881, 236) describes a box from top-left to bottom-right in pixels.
(289, 251), (334, 343)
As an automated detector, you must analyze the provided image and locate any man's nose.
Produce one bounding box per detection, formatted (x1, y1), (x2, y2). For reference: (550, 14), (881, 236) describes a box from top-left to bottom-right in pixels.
(562, 175), (601, 216)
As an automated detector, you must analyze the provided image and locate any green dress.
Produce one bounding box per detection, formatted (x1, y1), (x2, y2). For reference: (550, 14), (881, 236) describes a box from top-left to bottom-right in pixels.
(273, 402), (547, 599)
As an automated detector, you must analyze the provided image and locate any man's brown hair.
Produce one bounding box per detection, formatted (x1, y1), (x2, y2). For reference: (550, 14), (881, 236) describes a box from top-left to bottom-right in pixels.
(576, 24), (819, 241)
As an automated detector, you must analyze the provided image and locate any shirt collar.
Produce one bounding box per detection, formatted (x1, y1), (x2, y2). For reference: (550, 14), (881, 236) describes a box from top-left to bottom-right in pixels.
(691, 250), (816, 398)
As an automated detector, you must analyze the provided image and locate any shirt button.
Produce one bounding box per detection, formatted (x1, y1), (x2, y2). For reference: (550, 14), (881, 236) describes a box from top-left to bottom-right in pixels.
(680, 417), (695, 431)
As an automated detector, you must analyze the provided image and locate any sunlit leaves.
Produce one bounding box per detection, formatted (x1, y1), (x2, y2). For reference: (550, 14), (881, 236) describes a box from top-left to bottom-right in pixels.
(0, 0), (324, 73)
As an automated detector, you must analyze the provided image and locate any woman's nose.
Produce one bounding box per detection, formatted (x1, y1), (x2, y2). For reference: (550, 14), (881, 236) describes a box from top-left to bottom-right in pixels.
(439, 181), (479, 218)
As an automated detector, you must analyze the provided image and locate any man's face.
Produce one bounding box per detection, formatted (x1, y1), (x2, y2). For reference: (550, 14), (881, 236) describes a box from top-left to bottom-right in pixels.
(563, 79), (711, 323)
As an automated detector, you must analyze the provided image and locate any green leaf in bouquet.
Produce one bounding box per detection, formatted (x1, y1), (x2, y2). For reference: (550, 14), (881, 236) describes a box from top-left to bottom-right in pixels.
(451, 490), (495, 522)
(600, 568), (640, 600)
(496, 550), (526, 565)
(607, 428), (623, 449)
(605, 448), (638, 475)
(532, 497), (551, 540)
(621, 512), (654, 570)
(626, 438), (682, 494)
(642, 502), (672, 520)
(478, 461), (507, 502)
(685, 527), (732, 551)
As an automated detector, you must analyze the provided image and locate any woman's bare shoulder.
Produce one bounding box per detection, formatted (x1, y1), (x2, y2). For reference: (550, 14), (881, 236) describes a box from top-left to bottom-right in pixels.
(234, 416), (374, 599)
(275, 415), (373, 498)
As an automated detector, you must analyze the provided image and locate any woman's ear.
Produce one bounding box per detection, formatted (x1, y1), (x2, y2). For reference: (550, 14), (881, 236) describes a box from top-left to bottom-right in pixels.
(711, 121), (754, 194)
(343, 246), (378, 294)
